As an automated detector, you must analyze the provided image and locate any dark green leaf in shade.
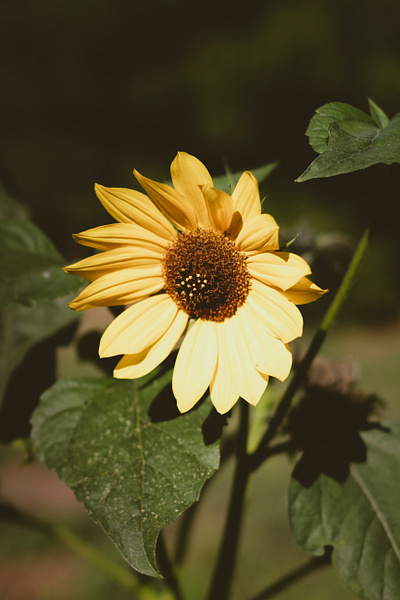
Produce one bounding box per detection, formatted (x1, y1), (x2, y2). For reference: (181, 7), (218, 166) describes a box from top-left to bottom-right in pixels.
(0, 297), (80, 410)
(31, 372), (220, 577)
(288, 423), (400, 600)
(0, 218), (84, 309)
(297, 101), (400, 181)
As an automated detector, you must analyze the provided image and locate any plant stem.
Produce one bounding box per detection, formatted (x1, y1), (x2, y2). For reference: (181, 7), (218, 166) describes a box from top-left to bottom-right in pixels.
(245, 550), (332, 600)
(249, 224), (371, 472)
(0, 500), (141, 595)
(207, 401), (250, 600)
(157, 530), (185, 600)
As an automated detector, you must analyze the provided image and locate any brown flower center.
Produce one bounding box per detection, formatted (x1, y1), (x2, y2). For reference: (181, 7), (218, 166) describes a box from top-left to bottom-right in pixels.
(162, 228), (251, 322)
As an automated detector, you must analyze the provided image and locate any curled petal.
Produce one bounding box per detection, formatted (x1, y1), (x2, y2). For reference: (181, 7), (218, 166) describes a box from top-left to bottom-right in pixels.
(235, 213), (280, 253)
(170, 152), (212, 227)
(200, 184), (233, 232)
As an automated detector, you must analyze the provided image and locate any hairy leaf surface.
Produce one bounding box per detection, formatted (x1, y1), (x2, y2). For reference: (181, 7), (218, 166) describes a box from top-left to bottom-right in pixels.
(297, 100), (400, 181)
(288, 423), (400, 600)
(0, 218), (84, 309)
(31, 372), (220, 576)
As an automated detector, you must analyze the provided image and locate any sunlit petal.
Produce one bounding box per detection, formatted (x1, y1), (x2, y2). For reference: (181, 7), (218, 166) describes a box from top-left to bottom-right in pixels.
(231, 171), (261, 222)
(209, 324), (239, 414)
(64, 247), (163, 281)
(216, 317), (268, 406)
(114, 310), (188, 379)
(134, 170), (197, 230)
(247, 251), (311, 290)
(237, 304), (292, 381)
(68, 267), (163, 310)
(246, 280), (303, 343)
(279, 276), (328, 305)
(94, 184), (176, 239)
(99, 294), (178, 358)
(72, 223), (174, 251)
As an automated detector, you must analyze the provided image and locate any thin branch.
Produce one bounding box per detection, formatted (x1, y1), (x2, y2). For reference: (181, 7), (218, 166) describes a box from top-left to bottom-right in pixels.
(250, 223), (372, 473)
(207, 401), (250, 600)
(157, 530), (186, 600)
(245, 550), (332, 600)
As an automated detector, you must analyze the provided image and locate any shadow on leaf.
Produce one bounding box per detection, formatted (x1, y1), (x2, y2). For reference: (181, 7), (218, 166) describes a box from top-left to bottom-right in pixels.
(288, 384), (385, 487)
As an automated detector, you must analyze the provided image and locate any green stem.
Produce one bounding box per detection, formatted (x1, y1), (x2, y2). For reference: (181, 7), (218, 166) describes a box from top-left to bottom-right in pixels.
(0, 500), (141, 595)
(249, 224), (371, 472)
(207, 401), (250, 600)
(157, 531), (185, 600)
(245, 550), (331, 600)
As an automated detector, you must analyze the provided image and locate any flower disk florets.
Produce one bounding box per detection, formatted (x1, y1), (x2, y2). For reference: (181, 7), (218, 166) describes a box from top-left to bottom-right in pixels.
(162, 228), (251, 322)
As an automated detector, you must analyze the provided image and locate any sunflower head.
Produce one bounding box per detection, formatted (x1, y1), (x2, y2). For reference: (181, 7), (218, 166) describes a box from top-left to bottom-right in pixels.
(65, 152), (326, 414)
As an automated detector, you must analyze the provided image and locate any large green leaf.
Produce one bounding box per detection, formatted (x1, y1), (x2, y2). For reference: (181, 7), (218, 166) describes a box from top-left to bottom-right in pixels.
(0, 218), (84, 309)
(31, 372), (220, 577)
(0, 297), (80, 410)
(288, 423), (400, 600)
(297, 100), (400, 181)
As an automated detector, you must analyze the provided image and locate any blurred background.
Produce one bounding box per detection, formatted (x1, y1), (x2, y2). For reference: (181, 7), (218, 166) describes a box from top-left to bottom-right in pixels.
(1, 0), (400, 598)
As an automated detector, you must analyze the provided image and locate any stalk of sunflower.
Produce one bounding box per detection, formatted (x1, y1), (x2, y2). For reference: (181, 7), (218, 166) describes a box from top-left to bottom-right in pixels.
(65, 152), (325, 414)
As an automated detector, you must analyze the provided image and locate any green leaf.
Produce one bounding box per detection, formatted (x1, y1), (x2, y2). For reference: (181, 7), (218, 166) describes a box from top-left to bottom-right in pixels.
(31, 372), (220, 577)
(0, 297), (80, 409)
(368, 98), (390, 129)
(213, 161), (278, 194)
(288, 423), (400, 600)
(0, 218), (84, 309)
(297, 101), (400, 181)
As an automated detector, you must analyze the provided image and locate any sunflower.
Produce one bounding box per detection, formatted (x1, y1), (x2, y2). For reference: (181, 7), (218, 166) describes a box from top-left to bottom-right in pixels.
(65, 152), (325, 414)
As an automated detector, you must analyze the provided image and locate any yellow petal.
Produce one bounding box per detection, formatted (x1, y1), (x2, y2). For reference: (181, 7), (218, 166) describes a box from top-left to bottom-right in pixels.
(94, 184), (176, 239)
(172, 319), (218, 413)
(200, 184), (233, 232)
(235, 213), (280, 253)
(64, 247), (163, 281)
(170, 152), (212, 228)
(237, 304), (292, 381)
(99, 294), (178, 358)
(209, 325), (239, 414)
(72, 223), (174, 251)
(280, 276), (328, 305)
(68, 267), (163, 311)
(216, 316), (268, 406)
(247, 251), (311, 291)
(231, 171), (261, 221)
(246, 280), (303, 343)
(134, 170), (197, 230)
(114, 310), (188, 379)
